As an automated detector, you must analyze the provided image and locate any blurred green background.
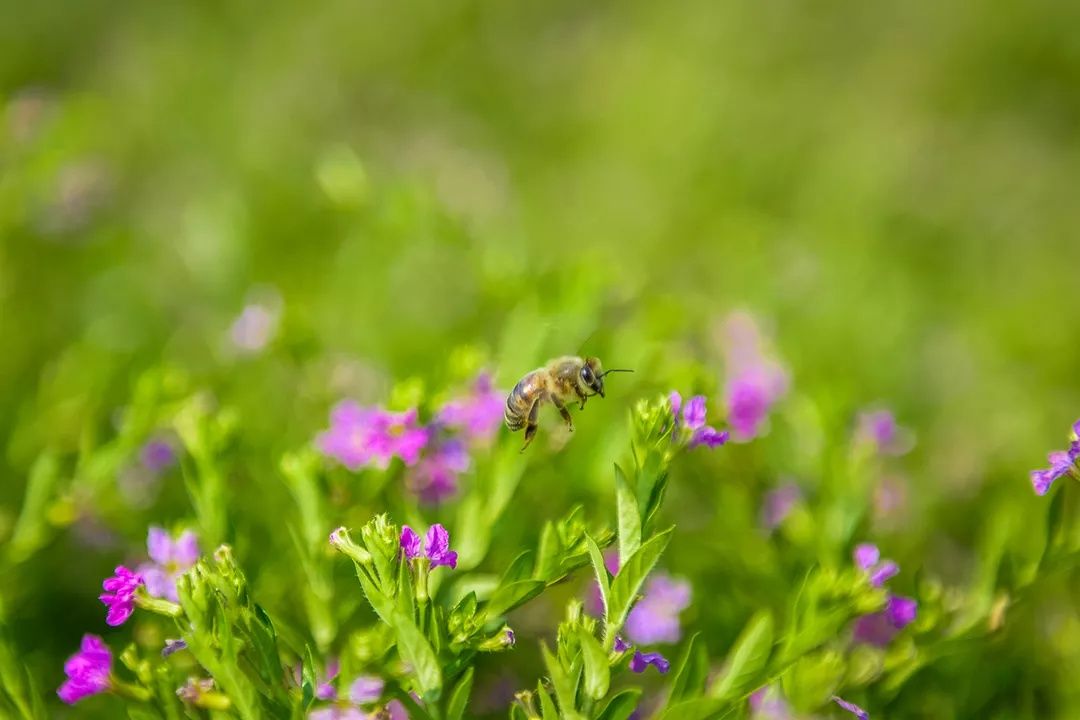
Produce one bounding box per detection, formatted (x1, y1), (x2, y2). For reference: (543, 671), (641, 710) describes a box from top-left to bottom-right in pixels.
(3, 0), (1080, 717)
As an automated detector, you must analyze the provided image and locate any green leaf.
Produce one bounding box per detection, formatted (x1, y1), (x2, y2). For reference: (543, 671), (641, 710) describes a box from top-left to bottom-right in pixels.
(541, 642), (577, 716)
(578, 629), (610, 700)
(607, 528), (673, 632)
(594, 688), (642, 720)
(667, 633), (708, 704)
(500, 550), (535, 585)
(709, 611), (774, 701)
(534, 521), (562, 580)
(393, 610), (443, 699)
(615, 464), (641, 564)
(585, 533), (611, 619)
(301, 645), (317, 709)
(653, 698), (727, 720)
(537, 683), (560, 720)
(445, 667), (474, 720)
(483, 580), (545, 621)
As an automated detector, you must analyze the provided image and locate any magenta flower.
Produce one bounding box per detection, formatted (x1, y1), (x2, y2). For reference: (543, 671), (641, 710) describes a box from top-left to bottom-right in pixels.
(400, 523), (458, 569)
(851, 595), (918, 647)
(317, 658), (340, 701)
(624, 573), (691, 645)
(851, 543), (917, 646)
(409, 438), (470, 504)
(400, 526), (423, 560)
(1031, 420), (1080, 496)
(833, 695), (869, 719)
(437, 372), (505, 444)
(718, 312), (788, 441)
(669, 392), (730, 449)
(853, 543), (898, 588)
(137, 526), (199, 603)
(100, 566), (143, 626)
(58, 635), (112, 704)
(349, 676), (384, 704)
(760, 483), (802, 533)
(318, 402), (430, 470)
(629, 650), (670, 674)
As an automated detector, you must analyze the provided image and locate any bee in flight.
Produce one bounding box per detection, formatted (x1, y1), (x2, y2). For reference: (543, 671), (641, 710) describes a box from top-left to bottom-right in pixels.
(504, 356), (632, 451)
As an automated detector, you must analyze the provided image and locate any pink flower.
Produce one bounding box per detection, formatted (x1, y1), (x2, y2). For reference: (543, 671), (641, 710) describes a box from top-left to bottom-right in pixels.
(624, 573), (692, 645)
(669, 392), (730, 449)
(58, 635), (112, 704)
(718, 311), (789, 442)
(437, 372), (505, 444)
(99, 566), (143, 626)
(317, 402), (430, 470)
(137, 526), (199, 602)
(408, 438), (470, 504)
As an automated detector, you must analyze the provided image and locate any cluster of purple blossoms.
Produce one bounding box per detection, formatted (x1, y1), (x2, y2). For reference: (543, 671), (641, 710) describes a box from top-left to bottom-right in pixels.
(669, 392), (729, 449)
(58, 635), (112, 704)
(1030, 419), (1080, 496)
(137, 527), (200, 603)
(401, 524), (458, 569)
(302, 659), (388, 720)
(100, 566), (143, 626)
(317, 372), (505, 504)
(318, 403), (429, 470)
(718, 312), (789, 442)
(851, 543), (917, 646)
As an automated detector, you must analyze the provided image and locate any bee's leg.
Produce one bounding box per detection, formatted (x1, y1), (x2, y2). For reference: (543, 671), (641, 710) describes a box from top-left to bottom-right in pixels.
(520, 398), (542, 452)
(551, 395), (574, 431)
(575, 387), (588, 410)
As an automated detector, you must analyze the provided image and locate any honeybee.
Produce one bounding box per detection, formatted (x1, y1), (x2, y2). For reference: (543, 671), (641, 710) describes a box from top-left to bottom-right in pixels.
(504, 356), (632, 451)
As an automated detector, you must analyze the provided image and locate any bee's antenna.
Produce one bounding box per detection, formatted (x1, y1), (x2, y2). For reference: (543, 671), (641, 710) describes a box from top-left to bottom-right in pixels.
(600, 368), (634, 377)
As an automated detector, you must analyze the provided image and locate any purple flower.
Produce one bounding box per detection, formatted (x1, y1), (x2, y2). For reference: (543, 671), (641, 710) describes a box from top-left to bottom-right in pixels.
(400, 523), (458, 569)
(760, 483), (802, 532)
(504, 628), (516, 647)
(832, 695), (869, 719)
(425, 524), (458, 569)
(409, 438), (470, 504)
(718, 312), (788, 442)
(400, 526), (423, 560)
(624, 573), (691, 645)
(851, 594), (917, 647)
(317, 658), (340, 701)
(161, 638), (187, 657)
(309, 709), (367, 720)
(855, 409), (912, 456)
(349, 675), (384, 704)
(669, 392), (730, 450)
(886, 595), (918, 628)
(140, 439), (176, 473)
(629, 651), (670, 674)
(137, 526), (199, 603)
(1031, 420), (1080, 495)
(58, 635), (112, 704)
(749, 685), (792, 720)
(317, 402), (430, 470)
(852, 543), (898, 588)
(725, 368), (784, 441)
(613, 636), (631, 652)
(100, 566), (143, 626)
(437, 372), (505, 444)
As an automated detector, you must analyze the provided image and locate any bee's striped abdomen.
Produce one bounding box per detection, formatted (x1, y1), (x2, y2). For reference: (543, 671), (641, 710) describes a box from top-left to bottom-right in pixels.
(504, 371), (543, 431)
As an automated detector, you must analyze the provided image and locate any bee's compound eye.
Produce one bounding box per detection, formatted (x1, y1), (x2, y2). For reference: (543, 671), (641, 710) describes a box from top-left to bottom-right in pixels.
(581, 366), (594, 383)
